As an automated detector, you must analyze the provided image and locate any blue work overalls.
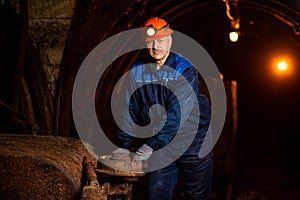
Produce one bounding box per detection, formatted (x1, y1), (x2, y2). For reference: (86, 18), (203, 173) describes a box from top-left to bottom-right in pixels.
(117, 52), (213, 200)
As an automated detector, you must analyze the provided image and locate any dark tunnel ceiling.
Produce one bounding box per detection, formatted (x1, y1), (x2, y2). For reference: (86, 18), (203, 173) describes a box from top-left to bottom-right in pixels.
(170, 0), (298, 32)
(123, 1), (298, 54)
(120, 0), (300, 37)
(159, 0), (300, 52)
(99, 0), (300, 44)
(101, 0), (300, 76)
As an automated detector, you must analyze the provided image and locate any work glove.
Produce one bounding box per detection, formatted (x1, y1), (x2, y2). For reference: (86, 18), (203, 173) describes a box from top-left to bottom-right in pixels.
(133, 144), (153, 161)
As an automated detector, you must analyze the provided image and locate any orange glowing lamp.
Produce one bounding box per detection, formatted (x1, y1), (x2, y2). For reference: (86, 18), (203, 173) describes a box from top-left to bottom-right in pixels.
(277, 61), (287, 71)
(271, 55), (293, 77)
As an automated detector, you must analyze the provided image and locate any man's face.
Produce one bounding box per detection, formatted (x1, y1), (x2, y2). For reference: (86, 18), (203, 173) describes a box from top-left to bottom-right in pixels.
(146, 35), (172, 62)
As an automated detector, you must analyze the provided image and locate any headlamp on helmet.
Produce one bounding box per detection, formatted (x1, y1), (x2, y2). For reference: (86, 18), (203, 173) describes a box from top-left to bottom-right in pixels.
(146, 24), (170, 37)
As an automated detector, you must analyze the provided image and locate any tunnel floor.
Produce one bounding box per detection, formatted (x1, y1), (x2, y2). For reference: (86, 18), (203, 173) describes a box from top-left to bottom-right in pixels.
(132, 149), (300, 200)
(229, 150), (300, 200)
(210, 149), (300, 200)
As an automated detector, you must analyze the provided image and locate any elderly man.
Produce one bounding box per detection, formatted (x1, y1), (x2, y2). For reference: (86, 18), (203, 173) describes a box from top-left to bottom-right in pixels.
(115, 17), (213, 200)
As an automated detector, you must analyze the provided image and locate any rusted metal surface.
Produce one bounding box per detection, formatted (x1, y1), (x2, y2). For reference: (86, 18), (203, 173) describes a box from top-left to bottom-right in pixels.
(81, 185), (105, 200)
(81, 156), (103, 200)
(98, 154), (143, 174)
(84, 156), (98, 186)
(81, 153), (144, 200)
(91, 168), (143, 200)
(0, 134), (97, 199)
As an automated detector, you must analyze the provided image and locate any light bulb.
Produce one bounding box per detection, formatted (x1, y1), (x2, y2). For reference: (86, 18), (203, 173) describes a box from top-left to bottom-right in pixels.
(229, 31), (239, 42)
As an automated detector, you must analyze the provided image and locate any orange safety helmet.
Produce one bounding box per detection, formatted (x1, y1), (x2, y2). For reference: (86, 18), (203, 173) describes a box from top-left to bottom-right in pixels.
(144, 17), (173, 41)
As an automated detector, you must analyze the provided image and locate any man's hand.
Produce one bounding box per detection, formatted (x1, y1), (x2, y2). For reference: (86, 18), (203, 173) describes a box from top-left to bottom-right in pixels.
(133, 144), (153, 161)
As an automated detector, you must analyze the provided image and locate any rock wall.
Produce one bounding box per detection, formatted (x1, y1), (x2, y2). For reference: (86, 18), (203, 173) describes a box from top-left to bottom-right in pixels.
(11, 0), (76, 96)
